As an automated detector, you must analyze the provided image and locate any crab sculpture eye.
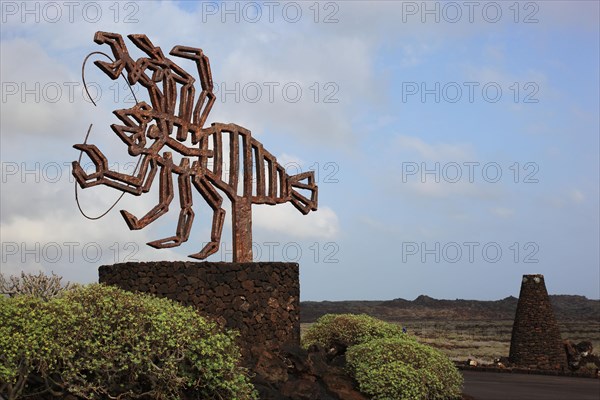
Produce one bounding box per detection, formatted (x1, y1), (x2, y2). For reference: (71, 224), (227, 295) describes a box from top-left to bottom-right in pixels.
(533, 276), (541, 283)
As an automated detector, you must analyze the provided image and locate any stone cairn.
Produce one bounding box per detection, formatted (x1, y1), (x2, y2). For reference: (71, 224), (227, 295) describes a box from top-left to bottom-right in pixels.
(509, 274), (567, 370)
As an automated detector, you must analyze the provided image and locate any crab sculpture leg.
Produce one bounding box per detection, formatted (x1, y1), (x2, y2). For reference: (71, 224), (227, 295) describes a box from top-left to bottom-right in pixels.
(94, 32), (164, 111)
(72, 144), (157, 195)
(92, 32), (133, 80)
(169, 45), (215, 130)
(191, 170), (226, 259)
(128, 34), (174, 116)
(144, 158), (196, 248)
(120, 152), (174, 234)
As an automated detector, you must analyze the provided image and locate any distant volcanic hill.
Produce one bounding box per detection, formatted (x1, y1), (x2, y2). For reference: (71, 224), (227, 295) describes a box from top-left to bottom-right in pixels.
(300, 295), (599, 323)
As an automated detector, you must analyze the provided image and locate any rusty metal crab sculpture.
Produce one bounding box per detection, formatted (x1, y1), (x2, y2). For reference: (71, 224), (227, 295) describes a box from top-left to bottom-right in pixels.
(72, 32), (317, 262)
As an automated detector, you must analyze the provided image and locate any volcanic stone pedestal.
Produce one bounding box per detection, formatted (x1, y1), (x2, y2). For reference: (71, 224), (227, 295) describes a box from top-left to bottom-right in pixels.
(509, 274), (567, 370)
(98, 262), (299, 360)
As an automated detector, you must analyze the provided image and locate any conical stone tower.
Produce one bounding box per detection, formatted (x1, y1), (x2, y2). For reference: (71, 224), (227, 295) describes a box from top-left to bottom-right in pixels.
(509, 274), (567, 370)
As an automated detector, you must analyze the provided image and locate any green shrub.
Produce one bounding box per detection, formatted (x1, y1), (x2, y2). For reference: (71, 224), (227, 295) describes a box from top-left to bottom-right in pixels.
(301, 313), (410, 350)
(352, 360), (429, 400)
(0, 284), (257, 400)
(0, 294), (66, 398)
(347, 337), (463, 400)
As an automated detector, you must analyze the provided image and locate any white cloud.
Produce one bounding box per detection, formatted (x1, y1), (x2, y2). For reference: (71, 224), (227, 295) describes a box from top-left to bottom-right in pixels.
(359, 216), (400, 235)
(463, 65), (548, 90)
(483, 44), (505, 63)
(1, 2), (379, 149)
(208, 34), (373, 147)
(376, 135), (503, 201)
(571, 189), (585, 204)
(399, 43), (433, 67)
(394, 135), (473, 161)
(490, 207), (515, 218)
(253, 203), (339, 239)
(403, 179), (502, 201)
(0, 203), (189, 282)
(461, 64), (559, 107)
(277, 153), (304, 169)
(547, 189), (588, 209)
(0, 38), (93, 138)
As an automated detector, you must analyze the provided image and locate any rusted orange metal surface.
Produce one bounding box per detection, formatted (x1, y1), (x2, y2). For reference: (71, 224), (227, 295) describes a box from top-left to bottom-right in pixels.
(73, 32), (317, 262)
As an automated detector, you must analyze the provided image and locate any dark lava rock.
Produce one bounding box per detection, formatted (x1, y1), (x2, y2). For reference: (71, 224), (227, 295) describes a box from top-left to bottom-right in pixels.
(564, 339), (600, 371)
(247, 344), (367, 400)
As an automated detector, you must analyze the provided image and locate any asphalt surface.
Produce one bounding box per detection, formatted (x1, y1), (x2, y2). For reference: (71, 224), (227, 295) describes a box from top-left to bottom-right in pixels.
(462, 370), (600, 400)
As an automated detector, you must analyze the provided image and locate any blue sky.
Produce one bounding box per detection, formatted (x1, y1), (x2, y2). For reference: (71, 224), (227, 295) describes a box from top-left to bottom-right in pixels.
(1, 1), (598, 300)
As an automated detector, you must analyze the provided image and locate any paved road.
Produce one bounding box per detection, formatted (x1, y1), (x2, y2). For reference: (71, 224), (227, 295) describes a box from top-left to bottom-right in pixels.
(462, 371), (600, 400)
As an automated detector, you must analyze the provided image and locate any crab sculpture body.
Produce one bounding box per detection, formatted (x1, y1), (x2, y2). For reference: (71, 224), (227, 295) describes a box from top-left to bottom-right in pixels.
(73, 32), (317, 262)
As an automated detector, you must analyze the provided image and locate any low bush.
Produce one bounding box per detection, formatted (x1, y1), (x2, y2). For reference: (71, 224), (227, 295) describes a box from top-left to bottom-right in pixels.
(0, 271), (75, 300)
(347, 337), (463, 400)
(0, 294), (63, 398)
(0, 283), (257, 400)
(301, 313), (410, 350)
